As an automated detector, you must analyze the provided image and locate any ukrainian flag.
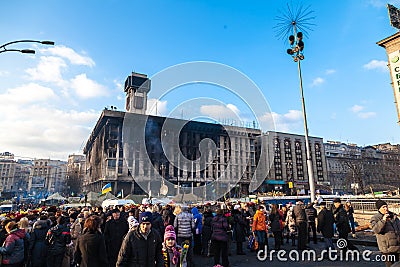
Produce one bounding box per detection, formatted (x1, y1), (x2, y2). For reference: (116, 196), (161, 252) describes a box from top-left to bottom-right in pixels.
(102, 183), (112, 194)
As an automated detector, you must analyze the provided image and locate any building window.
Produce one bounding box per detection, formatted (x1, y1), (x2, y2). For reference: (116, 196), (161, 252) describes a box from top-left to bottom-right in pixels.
(274, 138), (282, 180)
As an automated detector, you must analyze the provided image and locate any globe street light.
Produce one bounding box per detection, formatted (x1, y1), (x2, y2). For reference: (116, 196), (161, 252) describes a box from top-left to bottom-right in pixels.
(286, 29), (316, 203)
(0, 40), (55, 54)
(275, 3), (316, 202)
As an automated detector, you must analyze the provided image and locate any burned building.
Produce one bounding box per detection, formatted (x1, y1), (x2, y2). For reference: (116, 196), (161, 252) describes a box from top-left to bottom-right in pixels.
(83, 73), (261, 200)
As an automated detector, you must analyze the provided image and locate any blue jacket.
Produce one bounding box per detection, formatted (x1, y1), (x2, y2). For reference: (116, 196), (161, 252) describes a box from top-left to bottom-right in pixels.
(191, 207), (203, 234)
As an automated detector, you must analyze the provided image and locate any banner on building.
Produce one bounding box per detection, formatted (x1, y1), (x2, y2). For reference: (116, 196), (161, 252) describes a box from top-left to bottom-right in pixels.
(388, 50), (400, 122)
(31, 176), (45, 188)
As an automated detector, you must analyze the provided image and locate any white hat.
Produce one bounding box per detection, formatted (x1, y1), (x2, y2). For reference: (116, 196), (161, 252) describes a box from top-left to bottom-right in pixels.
(234, 204), (241, 210)
(127, 216), (139, 229)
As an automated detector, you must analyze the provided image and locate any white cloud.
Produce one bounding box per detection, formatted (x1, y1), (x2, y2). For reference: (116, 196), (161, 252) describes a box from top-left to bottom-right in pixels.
(226, 104), (240, 114)
(0, 83), (57, 105)
(200, 104), (241, 119)
(358, 112), (377, 119)
(147, 98), (168, 116)
(363, 60), (388, 71)
(351, 105), (364, 113)
(325, 69), (336, 75)
(311, 77), (325, 87)
(70, 74), (109, 99)
(0, 70), (10, 77)
(26, 56), (67, 85)
(350, 104), (376, 119)
(42, 45), (95, 67)
(259, 109), (302, 132)
(0, 100), (100, 159)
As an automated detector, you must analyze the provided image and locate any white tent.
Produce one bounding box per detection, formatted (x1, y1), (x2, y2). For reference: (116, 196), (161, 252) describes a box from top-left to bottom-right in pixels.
(46, 192), (66, 201)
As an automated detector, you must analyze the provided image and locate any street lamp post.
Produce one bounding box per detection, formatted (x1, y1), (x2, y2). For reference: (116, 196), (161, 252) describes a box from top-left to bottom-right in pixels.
(0, 40), (54, 54)
(286, 26), (316, 203)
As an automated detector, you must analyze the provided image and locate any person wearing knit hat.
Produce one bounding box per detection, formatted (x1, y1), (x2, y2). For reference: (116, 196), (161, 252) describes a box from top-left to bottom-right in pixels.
(162, 225), (187, 267)
(127, 215), (139, 231)
(371, 199), (400, 266)
(116, 211), (163, 266)
(376, 199), (388, 210)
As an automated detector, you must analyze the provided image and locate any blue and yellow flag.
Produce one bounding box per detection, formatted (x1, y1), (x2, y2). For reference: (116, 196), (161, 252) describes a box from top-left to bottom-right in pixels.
(102, 183), (112, 194)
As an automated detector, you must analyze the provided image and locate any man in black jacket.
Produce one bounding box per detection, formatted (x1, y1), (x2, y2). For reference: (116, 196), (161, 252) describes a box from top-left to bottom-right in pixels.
(45, 216), (71, 267)
(104, 208), (129, 267)
(116, 211), (163, 267)
(317, 202), (335, 250)
(333, 198), (358, 251)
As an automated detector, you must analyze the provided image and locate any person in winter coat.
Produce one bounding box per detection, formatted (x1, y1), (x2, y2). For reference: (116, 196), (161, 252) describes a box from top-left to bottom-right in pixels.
(201, 206), (214, 256)
(333, 198), (358, 251)
(74, 215), (108, 267)
(174, 206), (195, 267)
(45, 216), (71, 267)
(0, 221), (26, 267)
(317, 202), (335, 250)
(162, 225), (187, 267)
(292, 200), (308, 250)
(70, 213), (84, 240)
(345, 201), (356, 238)
(211, 208), (229, 267)
(232, 205), (247, 255)
(252, 205), (268, 253)
(0, 219), (12, 247)
(116, 211), (163, 267)
(370, 199), (400, 267)
(191, 207), (203, 255)
(269, 204), (283, 250)
(305, 202), (318, 244)
(30, 215), (51, 267)
(161, 205), (175, 228)
(104, 208), (129, 267)
(152, 205), (165, 237)
(285, 206), (297, 246)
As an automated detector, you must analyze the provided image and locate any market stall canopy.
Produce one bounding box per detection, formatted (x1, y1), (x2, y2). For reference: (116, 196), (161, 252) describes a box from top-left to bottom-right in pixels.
(46, 192), (66, 201)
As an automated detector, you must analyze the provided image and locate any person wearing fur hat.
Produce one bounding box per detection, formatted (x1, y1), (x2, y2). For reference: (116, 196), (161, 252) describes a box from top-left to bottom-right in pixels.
(371, 199), (400, 267)
(116, 211), (163, 267)
(162, 225), (187, 267)
(0, 221), (26, 267)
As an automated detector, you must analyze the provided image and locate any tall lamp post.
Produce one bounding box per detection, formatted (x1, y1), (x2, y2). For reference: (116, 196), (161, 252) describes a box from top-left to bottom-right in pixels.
(0, 40), (54, 54)
(286, 25), (316, 203)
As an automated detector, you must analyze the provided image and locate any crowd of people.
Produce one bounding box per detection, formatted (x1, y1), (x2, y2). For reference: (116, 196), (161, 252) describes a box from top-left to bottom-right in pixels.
(0, 197), (397, 267)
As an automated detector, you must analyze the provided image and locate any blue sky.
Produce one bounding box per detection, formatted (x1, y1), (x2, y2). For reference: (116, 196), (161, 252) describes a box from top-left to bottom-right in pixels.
(1, 0), (400, 160)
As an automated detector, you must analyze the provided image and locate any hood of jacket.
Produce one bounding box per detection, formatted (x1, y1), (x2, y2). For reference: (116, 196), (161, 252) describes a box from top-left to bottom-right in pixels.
(191, 207), (199, 216)
(10, 228), (26, 239)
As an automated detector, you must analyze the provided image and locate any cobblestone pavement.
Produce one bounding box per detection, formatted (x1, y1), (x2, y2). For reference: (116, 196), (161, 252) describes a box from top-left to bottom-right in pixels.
(193, 234), (386, 267)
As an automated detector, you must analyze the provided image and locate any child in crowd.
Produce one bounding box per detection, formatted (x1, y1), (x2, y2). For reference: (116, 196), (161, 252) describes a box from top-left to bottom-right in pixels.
(162, 225), (187, 267)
